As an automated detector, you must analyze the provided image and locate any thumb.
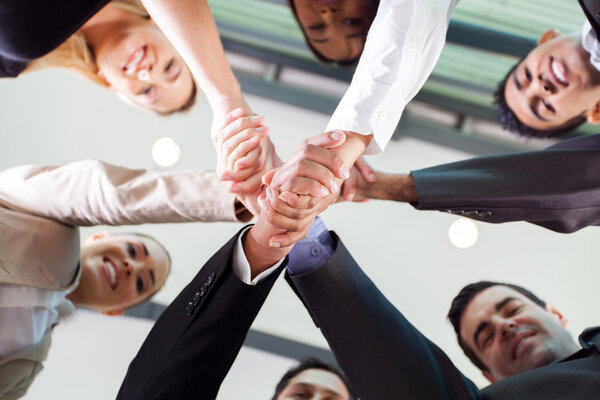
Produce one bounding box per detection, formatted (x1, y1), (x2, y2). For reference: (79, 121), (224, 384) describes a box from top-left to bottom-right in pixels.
(305, 130), (347, 149)
(261, 169), (276, 186)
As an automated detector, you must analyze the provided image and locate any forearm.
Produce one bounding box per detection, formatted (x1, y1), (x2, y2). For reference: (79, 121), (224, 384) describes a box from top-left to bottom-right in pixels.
(141, 0), (247, 115)
(364, 171), (418, 203)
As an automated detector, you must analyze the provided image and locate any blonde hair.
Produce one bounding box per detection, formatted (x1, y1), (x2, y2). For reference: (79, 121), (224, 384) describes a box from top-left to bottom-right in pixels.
(24, 0), (148, 87)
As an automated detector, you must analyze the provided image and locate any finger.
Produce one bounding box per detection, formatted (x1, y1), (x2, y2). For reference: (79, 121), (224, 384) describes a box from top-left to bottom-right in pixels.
(269, 230), (309, 248)
(230, 172), (263, 195)
(278, 176), (329, 197)
(278, 191), (316, 209)
(341, 171), (357, 202)
(265, 187), (315, 219)
(221, 123), (267, 157)
(304, 130), (347, 149)
(234, 145), (262, 172)
(219, 108), (246, 130)
(226, 135), (262, 170)
(354, 157), (376, 183)
(261, 169), (276, 186)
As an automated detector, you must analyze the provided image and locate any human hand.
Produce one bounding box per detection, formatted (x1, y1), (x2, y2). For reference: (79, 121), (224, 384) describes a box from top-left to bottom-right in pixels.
(258, 131), (349, 247)
(338, 156), (376, 202)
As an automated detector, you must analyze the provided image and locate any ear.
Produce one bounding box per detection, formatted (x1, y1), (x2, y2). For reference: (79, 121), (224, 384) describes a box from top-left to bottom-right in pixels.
(84, 231), (109, 246)
(538, 29), (561, 45)
(101, 309), (124, 317)
(585, 101), (600, 124)
(545, 303), (569, 328)
(482, 370), (497, 384)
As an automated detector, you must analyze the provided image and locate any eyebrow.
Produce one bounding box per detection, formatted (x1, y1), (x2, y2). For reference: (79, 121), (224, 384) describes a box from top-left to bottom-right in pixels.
(149, 269), (155, 287)
(473, 296), (517, 350)
(293, 383), (342, 397)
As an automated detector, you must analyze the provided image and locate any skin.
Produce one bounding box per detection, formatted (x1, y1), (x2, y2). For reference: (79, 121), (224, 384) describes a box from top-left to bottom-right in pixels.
(504, 30), (600, 130)
(292, 0), (372, 62)
(67, 233), (170, 316)
(81, 4), (194, 113)
(277, 368), (350, 400)
(459, 286), (579, 383)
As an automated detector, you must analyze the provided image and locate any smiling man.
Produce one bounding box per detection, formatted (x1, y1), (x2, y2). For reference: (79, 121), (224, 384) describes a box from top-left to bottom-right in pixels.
(448, 282), (585, 384)
(496, 1), (600, 138)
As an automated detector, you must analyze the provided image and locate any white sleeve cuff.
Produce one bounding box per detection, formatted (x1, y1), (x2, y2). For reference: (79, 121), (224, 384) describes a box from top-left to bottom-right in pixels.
(232, 226), (285, 286)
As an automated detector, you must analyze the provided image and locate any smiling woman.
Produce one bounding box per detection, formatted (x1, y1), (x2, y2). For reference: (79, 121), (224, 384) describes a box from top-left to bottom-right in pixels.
(3, 0), (196, 114)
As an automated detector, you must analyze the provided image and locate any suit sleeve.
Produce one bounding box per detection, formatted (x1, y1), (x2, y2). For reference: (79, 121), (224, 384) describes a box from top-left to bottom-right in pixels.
(288, 233), (481, 400)
(411, 134), (600, 233)
(118, 227), (285, 400)
(0, 159), (251, 226)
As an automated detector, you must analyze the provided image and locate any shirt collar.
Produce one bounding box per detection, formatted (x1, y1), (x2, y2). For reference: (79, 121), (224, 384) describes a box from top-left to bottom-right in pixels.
(581, 21), (600, 72)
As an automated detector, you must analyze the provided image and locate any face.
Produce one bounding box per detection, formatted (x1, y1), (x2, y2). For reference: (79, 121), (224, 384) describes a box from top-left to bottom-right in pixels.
(277, 368), (350, 400)
(74, 233), (169, 314)
(459, 286), (576, 382)
(504, 30), (600, 130)
(292, 0), (372, 62)
(94, 17), (194, 113)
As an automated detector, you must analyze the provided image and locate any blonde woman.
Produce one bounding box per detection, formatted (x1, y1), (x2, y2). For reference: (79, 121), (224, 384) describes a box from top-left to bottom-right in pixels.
(1, 0), (196, 114)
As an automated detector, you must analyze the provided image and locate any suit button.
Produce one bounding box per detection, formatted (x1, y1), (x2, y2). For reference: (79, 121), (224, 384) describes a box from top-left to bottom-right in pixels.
(199, 286), (207, 297)
(206, 272), (215, 285)
(464, 210), (478, 216)
(186, 302), (194, 316)
(193, 292), (201, 306)
(479, 211), (492, 217)
(310, 247), (320, 256)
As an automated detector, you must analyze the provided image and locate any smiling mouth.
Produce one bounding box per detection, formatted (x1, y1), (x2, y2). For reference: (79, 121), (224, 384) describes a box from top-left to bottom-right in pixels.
(123, 46), (146, 75)
(511, 331), (536, 361)
(102, 256), (120, 290)
(550, 57), (569, 87)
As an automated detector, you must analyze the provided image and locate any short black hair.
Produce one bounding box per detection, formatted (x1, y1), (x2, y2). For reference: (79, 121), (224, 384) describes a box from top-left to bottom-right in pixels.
(494, 60), (587, 138)
(271, 358), (356, 400)
(447, 281), (547, 372)
(286, 0), (379, 69)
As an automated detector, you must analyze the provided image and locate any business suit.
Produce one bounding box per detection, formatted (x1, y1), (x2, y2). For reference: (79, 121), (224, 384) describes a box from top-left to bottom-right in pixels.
(290, 236), (600, 400)
(579, 0), (600, 38)
(411, 133), (600, 233)
(117, 228), (286, 399)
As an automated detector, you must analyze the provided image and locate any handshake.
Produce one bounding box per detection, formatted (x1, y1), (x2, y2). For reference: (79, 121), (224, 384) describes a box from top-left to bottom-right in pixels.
(213, 108), (377, 249)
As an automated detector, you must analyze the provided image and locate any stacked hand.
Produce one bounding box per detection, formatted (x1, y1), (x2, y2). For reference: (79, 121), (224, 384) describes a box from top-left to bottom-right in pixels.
(213, 110), (376, 248)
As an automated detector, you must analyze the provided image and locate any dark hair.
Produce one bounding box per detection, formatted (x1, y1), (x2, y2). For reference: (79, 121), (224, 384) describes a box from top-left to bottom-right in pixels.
(271, 358), (356, 400)
(286, 0), (379, 68)
(447, 281), (547, 372)
(494, 60), (587, 138)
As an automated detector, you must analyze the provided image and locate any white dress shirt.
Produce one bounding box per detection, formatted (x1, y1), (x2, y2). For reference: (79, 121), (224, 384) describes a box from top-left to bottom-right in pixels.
(582, 20), (600, 72)
(326, 0), (459, 154)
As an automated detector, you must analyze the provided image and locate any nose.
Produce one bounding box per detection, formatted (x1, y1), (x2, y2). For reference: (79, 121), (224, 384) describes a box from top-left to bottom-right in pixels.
(497, 318), (516, 342)
(137, 67), (152, 83)
(534, 73), (557, 95)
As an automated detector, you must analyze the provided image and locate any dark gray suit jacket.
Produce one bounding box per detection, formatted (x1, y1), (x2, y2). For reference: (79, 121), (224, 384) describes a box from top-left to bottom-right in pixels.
(290, 235), (600, 399)
(580, 0), (600, 38)
(411, 134), (600, 233)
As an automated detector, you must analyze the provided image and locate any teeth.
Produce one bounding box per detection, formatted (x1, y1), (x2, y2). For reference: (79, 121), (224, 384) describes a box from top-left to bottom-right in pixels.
(125, 47), (145, 72)
(105, 261), (117, 286)
(552, 60), (566, 83)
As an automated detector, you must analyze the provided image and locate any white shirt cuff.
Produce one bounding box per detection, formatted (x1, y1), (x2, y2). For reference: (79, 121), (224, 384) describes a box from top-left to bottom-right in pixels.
(232, 226), (285, 285)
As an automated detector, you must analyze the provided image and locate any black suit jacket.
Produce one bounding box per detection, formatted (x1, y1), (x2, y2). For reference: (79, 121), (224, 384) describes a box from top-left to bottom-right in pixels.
(290, 236), (600, 399)
(579, 0), (600, 38)
(0, 0), (109, 77)
(117, 228), (285, 399)
(411, 134), (600, 233)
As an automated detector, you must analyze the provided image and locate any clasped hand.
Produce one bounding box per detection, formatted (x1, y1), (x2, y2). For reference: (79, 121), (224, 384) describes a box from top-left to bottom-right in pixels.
(214, 108), (374, 248)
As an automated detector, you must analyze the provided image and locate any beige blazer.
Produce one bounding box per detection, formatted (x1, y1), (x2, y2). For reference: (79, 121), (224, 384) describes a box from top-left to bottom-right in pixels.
(0, 159), (250, 399)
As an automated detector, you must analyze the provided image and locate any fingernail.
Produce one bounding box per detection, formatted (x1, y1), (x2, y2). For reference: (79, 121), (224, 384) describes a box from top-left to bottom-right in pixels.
(369, 173), (376, 182)
(232, 108), (244, 118)
(256, 126), (268, 133)
(267, 187), (277, 199)
(251, 116), (263, 123)
(269, 242), (281, 248)
(341, 166), (350, 180)
(331, 181), (340, 193)
(330, 130), (345, 141)
(230, 186), (241, 194)
(222, 171), (232, 181)
(344, 193), (354, 201)
(250, 135), (261, 142)
(319, 186), (330, 197)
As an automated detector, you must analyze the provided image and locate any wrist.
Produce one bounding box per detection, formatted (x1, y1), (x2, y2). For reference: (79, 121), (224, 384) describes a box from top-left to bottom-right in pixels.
(243, 217), (290, 278)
